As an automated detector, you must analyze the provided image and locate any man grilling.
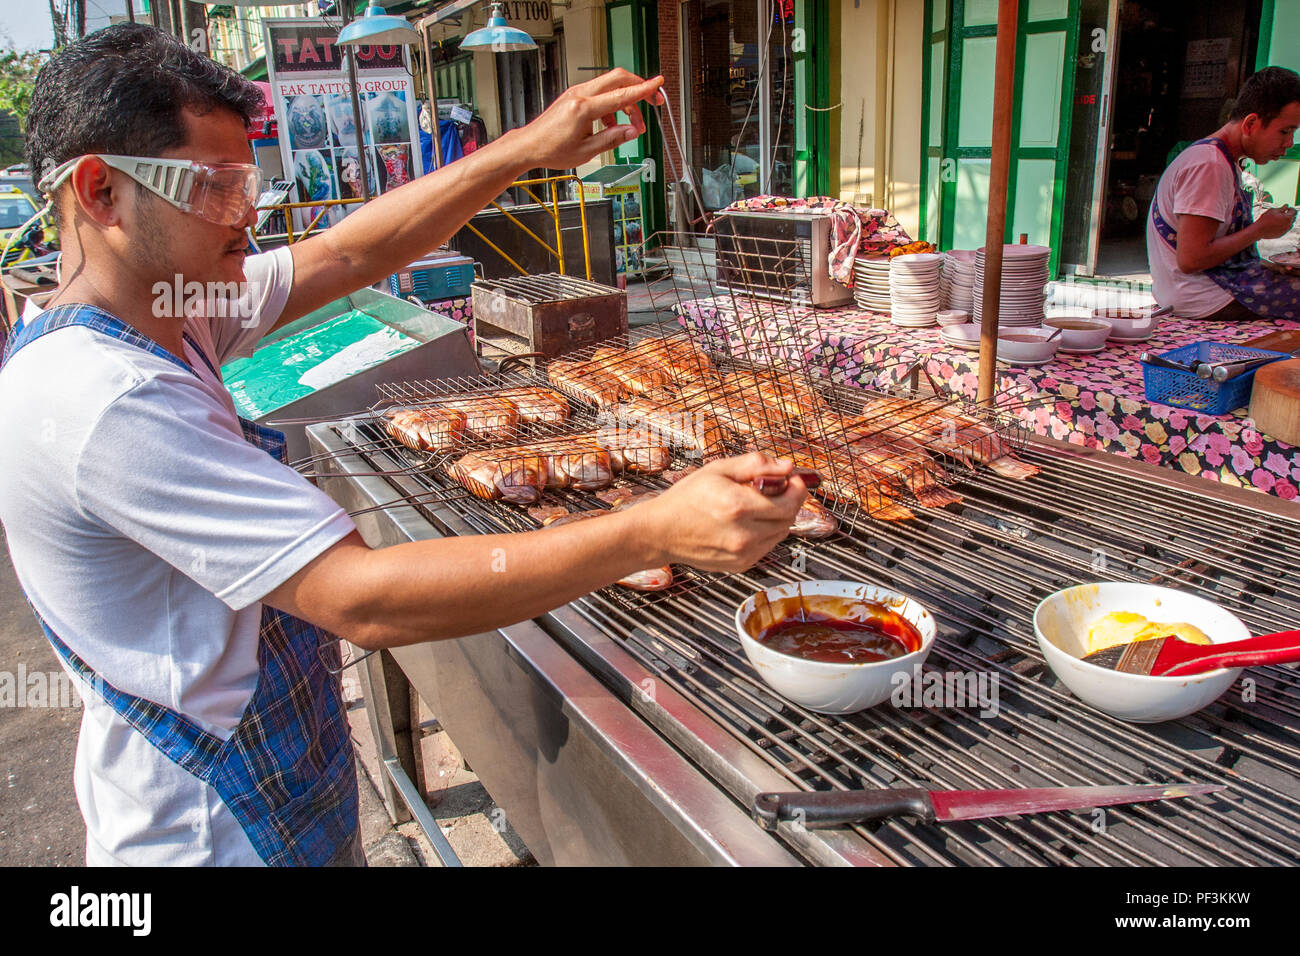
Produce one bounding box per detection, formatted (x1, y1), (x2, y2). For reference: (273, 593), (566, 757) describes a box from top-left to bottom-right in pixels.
(0, 25), (806, 866)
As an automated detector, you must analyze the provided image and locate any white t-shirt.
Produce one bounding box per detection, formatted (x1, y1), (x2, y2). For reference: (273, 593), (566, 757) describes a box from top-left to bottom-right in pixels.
(0, 247), (358, 866)
(1146, 141), (1238, 318)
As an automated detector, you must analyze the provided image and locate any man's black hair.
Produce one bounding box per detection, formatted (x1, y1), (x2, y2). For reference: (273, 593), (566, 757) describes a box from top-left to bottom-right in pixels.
(25, 23), (263, 223)
(1231, 66), (1300, 126)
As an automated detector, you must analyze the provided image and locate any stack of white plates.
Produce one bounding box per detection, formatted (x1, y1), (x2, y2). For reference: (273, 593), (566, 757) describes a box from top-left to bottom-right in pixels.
(852, 257), (893, 312)
(889, 253), (944, 327)
(972, 244), (1050, 328)
(941, 249), (977, 312)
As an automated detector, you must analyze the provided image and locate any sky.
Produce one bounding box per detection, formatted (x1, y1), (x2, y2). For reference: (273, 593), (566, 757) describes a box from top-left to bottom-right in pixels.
(0, 0), (132, 52)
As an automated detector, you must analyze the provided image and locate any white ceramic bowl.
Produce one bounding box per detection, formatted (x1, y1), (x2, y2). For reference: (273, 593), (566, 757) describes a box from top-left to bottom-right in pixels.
(996, 327), (1059, 363)
(1093, 308), (1160, 337)
(1033, 582), (1248, 723)
(1043, 316), (1112, 352)
(939, 323), (981, 348)
(735, 580), (937, 714)
(936, 309), (970, 327)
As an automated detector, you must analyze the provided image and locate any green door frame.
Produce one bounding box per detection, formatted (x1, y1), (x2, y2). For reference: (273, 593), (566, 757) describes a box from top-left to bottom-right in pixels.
(924, 0), (1080, 275)
(1254, 0), (1300, 206)
(794, 0), (832, 196)
(606, 0), (666, 239)
(919, 0), (951, 244)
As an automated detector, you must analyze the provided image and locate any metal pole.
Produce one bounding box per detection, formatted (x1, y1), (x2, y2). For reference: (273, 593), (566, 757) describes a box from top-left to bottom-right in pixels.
(125, 0), (135, 23)
(342, 5), (373, 202)
(421, 24), (445, 171)
(977, 0), (1019, 405)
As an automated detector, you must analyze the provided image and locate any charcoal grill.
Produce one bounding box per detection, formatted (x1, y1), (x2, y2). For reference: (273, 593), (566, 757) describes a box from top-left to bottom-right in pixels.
(471, 273), (627, 358)
(307, 390), (1300, 866)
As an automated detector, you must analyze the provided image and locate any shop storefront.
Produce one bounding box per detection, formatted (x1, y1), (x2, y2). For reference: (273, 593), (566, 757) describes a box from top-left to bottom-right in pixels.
(655, 0), (833, 230)
(918, 0), (1299, 279)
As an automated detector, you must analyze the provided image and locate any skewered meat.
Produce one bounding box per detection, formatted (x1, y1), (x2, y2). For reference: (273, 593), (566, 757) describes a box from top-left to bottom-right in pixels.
(383, 406), (466, 453)
(547, 359), (625, 408)
(526, 505), (673, 590)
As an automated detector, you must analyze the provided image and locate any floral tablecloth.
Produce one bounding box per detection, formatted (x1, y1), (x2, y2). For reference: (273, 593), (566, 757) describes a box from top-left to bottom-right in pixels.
(675, 296), (1300, 499)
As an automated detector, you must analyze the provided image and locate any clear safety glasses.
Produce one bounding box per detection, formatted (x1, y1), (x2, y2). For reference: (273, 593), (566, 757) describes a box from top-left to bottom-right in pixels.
(38, 154), (261, 227)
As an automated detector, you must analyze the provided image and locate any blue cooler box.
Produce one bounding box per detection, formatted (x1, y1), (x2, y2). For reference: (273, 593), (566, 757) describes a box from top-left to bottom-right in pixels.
(389, 252), (476, 303)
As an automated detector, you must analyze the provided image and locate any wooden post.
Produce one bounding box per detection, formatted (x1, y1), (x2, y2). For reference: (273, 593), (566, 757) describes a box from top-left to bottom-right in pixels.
(421, 24), (445, 172)
(977, 0), (1019, 405)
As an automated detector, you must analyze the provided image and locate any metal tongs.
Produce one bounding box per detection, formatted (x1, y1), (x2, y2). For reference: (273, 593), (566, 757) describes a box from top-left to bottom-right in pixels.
(753, 467), (821, 496)
(1194, 350), (1299, 383)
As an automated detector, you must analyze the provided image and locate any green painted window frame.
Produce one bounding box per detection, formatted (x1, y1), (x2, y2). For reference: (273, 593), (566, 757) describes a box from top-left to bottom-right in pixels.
(923, 0), (1079, 275)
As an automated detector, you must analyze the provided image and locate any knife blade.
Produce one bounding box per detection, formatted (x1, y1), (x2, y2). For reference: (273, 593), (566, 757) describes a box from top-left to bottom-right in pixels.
(752, 783), (1224, 830)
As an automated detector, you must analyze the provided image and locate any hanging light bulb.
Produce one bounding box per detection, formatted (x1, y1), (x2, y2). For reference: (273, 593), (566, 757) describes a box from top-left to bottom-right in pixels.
(336, 4), (420, 47)
(460, 1), (538, 53)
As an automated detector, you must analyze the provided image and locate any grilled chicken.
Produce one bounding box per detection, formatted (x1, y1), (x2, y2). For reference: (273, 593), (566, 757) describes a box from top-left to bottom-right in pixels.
(789, 496), (839, 538)
(620, 398), (728, 458)
(450, 450), (548, 505)
(435, 395), (521, 442)
(847, 397), (1039, 479)
(804, 411), (963, 508)
(584, 427), (673, 474)
(588, 347), (673, 395)
(491, 387), (571, 426)
(763, 437), (915, 521)
(383, 406), (466, 453)
(547, 359), (625, 408)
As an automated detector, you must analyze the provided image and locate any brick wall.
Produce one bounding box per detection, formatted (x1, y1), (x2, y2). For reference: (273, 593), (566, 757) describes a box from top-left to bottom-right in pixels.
(657, 0), (685, 180)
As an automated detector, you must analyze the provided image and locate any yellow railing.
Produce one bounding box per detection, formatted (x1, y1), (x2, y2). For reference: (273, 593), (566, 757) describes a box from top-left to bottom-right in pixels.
(255, 197), (365, 245)
(254, 173), (591, 281)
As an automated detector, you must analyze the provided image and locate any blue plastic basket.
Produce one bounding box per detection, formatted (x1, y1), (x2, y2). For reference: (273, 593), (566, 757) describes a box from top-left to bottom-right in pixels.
(1141, 341), (1292, 414)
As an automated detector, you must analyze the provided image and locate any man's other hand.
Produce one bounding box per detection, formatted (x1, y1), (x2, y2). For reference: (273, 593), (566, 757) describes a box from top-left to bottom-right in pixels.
(516, 68), (665, 171)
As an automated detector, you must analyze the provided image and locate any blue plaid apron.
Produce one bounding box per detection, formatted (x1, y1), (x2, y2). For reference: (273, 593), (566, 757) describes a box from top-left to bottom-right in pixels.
(1150, 136), (1300, 319)
(1, 303), (360, 867)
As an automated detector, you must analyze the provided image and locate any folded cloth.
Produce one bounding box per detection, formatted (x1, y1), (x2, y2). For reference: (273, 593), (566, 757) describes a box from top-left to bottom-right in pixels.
(712, 195), (913, 287)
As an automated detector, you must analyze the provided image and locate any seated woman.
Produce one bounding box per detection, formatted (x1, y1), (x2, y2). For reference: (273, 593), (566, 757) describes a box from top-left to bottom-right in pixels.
(1146, 66), (1300, 320)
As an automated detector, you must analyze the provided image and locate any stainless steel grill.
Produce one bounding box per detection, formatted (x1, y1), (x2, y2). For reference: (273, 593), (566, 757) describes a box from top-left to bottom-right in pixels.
(317, 409), (1300, 867)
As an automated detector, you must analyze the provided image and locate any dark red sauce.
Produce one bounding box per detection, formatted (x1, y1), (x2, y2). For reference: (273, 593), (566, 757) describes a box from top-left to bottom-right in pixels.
(747, 587), (922, 664)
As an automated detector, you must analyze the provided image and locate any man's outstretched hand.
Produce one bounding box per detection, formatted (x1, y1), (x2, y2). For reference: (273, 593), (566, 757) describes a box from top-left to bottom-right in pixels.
(515, 68), (665, 171)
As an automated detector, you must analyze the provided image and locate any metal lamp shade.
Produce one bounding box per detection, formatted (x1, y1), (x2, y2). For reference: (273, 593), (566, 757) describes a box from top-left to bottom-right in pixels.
(460, 3), (537, 52)
(336, 4), (420, 46)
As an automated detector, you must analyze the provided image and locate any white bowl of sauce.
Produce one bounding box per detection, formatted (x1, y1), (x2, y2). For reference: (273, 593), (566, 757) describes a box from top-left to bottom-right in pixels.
(735, 580), (937, 714)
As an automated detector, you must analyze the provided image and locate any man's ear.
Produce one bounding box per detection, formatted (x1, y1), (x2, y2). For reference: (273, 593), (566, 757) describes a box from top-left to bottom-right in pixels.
(68, 158), (125, 228)
(1241, 112), (1263, 138)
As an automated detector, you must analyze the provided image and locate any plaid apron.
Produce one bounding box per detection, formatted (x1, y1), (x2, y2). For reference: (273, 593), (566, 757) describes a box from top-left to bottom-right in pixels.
(1150, 136), (1300, 318)
(1, 303), (360, 867)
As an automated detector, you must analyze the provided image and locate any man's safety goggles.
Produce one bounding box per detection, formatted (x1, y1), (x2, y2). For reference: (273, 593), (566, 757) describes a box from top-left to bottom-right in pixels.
(38, 154), (261, 227)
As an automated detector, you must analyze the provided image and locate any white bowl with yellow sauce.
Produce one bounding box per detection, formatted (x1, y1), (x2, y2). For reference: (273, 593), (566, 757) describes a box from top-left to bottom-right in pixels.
(1033, 582), (1249, 723)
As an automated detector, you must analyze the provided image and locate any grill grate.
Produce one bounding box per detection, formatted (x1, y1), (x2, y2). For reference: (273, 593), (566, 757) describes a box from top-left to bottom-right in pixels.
(336, 418), (1300, 866)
